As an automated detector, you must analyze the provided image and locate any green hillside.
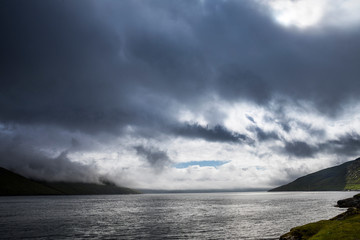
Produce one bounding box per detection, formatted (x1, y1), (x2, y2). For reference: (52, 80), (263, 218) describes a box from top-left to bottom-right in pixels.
(345, 159), (360, 190)
(0, 167), (139, 196)
(270, 157), (360, 191)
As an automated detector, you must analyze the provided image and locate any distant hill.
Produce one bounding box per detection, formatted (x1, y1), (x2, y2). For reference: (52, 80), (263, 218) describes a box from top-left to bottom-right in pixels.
(0, 167), (63, 195)
(0, 167), (139, 196)
(42, 181), (139, 195)
(270, 157), (360, 191)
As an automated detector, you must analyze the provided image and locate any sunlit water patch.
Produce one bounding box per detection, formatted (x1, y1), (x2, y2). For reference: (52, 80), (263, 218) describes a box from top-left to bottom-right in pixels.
(0, 192), (356, 239)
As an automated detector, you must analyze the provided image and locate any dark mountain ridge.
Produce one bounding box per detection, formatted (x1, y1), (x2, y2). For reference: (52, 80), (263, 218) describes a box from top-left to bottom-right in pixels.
(270, 157), (360, 191)
(0, 167), (139, 196)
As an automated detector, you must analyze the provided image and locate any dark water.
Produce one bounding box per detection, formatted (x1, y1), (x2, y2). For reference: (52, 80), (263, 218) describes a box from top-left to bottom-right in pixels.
(0, 192), (356, 239)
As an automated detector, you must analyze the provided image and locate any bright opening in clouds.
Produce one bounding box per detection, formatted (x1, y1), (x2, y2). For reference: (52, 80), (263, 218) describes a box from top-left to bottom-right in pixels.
(174, 161), (230, 169)
(1, 0), (360, 190)
(262, 0), (360, 29)
(267, 0), (325, 28)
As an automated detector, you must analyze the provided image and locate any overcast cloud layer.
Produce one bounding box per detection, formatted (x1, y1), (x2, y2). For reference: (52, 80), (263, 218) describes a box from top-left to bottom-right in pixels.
(1, 0), (360, 190)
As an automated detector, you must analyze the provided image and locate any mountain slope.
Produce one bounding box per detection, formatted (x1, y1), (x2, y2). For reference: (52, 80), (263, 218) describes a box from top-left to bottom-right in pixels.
(345, 159), (360, 190)
(270, 157), (360, 191)
(42, 182), (139, 195)
(0, 167), (62, 195)
(0, 167), (139, 196)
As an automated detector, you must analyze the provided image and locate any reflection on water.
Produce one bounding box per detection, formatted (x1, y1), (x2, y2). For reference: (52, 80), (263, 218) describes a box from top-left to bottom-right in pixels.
(0, 192), (356, 239)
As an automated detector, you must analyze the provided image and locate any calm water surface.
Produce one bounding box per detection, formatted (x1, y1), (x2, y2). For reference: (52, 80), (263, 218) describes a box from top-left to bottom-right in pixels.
(0, 191), (357, 239)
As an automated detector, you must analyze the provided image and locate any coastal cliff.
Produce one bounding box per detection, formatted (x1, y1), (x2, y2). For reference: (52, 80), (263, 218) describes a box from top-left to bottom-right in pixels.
(280, 194), (360, 240)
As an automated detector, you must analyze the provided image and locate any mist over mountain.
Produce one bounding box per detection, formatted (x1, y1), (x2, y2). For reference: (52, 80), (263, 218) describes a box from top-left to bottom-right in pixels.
(270, 157), (360, 191)
(0, 167), (138, 196)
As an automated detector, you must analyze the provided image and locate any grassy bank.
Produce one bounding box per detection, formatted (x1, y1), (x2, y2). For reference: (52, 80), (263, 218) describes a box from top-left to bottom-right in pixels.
(280, 194), (360, 240)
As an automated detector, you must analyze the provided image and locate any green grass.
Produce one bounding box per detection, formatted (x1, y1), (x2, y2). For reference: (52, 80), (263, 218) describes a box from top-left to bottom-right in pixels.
(281, 209), (360, 240)
(345, 184), (360, 190)
(281, 220), (329, 239)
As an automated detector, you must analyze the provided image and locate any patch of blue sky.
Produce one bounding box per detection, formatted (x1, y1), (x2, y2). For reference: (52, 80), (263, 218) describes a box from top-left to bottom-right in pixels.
(256, 166), (266, 171)
(174, 160), (230, 169)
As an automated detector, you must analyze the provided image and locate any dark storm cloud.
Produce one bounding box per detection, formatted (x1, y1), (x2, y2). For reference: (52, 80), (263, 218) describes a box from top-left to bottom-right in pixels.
(2, 0), (360, 134)
(280, 133), (360, 158)
(325, 133), (360, 157)
(246, 115), (256, 124)
(251, 126), (280, 142)
(264, 113), (326, 137)
(1, 0), (360, 180)
(216, 67), (271, 105)
(0, 0), (129, 133)
(0, 135), (98, 182)
(134, 145), (172, 171)
(280, 121), (292, 133)
(283, 141), (319, 158)
(174, 123), (251, 143)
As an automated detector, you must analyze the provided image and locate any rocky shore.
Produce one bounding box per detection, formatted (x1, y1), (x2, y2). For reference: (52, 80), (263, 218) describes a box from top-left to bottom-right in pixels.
(336, 193), (360, 208)
(280, 193), (360, 240)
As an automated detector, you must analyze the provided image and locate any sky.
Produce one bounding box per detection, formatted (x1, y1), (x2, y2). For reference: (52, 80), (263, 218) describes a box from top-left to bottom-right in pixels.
(1, 0), (360, 190)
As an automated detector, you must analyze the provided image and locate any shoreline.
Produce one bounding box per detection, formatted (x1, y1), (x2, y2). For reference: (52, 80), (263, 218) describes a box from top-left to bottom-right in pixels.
(280, 193), (360, 240)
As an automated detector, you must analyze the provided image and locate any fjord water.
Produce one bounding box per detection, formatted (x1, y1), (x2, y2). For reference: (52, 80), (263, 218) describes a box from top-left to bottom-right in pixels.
(0, 192), (356, 239)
